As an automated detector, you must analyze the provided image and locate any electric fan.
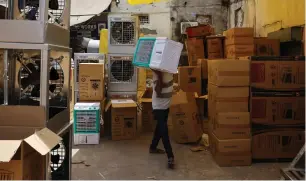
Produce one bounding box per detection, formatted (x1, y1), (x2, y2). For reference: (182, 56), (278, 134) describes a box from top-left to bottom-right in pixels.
(17, 0), (64, 25)
(15, 52), (64, 101)
(108, 14), (137, 54)
(108, 54), (137, 93)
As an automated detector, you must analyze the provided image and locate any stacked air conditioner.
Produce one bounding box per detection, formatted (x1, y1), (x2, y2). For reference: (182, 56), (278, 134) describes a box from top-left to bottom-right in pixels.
(107, 14), (138, 100)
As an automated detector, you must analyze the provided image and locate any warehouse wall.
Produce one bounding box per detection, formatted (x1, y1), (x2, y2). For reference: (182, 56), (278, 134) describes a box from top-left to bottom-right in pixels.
(228, 0), (305, 36)
(110, 1), (172, 38)
(170, 0), (228, 41)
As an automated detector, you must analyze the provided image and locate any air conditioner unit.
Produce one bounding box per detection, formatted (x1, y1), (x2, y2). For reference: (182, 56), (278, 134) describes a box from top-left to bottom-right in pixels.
(180, 22), (199, 34)
(108, 14), (137, 54)
(108, 54), (137, 93)
(74, 53), (105, 103)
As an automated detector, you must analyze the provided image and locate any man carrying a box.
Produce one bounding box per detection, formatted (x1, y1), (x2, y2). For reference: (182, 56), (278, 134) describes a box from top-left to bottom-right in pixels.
(149, 69), (175, 169)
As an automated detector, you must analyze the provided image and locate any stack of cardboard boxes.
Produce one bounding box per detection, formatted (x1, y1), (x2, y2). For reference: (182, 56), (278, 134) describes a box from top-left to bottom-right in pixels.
(225, 28), (254, 59)
(249, 56), (305, 159)
(74, 63), (105, 144)
(208, 59), (252, 167)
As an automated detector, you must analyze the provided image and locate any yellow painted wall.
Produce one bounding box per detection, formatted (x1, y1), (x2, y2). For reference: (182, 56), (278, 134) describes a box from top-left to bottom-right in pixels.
(254, 0), (305, 36)
(231, 0), (305, 36)
(127, 0), (166, 5)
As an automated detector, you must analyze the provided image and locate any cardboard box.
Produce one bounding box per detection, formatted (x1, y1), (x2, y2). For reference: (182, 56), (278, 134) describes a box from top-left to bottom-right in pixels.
(170, 91), (203, 143)
(208, 52), (224, 59)
(207, 36), (224, 52)
(208, 59), (250, 86)
(197, 59), (208, 79)
(211, 112), (251, 139)
(225, 28), (254, 45)
(208, 84), (249, 113)
(140, 89), (155, 132)
(254, 38), (280, 56)
(105, 99), (137, 141)
(79, 63), (105, 101)
(251, 91), (305, 125)
(252, 129), (305, 159)
(250, 57), (305, 90)
(74, 133), (100, 145)
(186, 38), (205, 66)
(178, 66), (201, 95)
(186, 25), (214, 38)
(210, 133), (252, 167)
(0, 106), (62, 180)
(206, 36), (224, 59)
(195, 93), (208, 133)
(226, 44), (254, 58)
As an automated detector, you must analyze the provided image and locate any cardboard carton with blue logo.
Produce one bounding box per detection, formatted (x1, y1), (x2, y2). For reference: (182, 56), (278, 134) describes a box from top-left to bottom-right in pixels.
(170, 90), (203, 143)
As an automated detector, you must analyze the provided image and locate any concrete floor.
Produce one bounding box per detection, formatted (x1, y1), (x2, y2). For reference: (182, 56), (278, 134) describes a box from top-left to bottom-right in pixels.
(72, 134), (287, 180)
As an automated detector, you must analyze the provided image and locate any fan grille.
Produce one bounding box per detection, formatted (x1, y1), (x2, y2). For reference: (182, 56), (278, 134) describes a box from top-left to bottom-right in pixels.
(110, 21), (135, 45)
(19, 0), (65, 24)
(18, 57), (64, 101)
(110, 57), (134, 83)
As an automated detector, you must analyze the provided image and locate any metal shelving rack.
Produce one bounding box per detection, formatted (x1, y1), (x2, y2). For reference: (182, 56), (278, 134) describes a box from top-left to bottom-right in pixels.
(0, 0), (72, 179)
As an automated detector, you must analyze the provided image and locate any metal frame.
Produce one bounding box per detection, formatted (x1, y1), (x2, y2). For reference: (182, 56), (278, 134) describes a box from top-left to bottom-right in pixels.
(0, 0), (71, 46)
(0, 42), (72, 133)
(73, 53), (105, 104)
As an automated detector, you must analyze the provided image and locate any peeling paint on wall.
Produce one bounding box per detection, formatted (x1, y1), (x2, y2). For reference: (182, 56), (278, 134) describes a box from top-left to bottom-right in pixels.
(140, 28), (158, 35)
(127, 0), (167, 5)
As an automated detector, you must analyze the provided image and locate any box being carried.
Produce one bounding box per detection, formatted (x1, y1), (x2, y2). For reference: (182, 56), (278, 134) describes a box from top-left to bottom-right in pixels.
(0, 106), (62, 180)
(133, 37), (183, 74)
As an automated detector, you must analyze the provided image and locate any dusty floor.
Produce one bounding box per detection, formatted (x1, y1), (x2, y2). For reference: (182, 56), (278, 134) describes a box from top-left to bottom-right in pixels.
(72, 134), (287, 180)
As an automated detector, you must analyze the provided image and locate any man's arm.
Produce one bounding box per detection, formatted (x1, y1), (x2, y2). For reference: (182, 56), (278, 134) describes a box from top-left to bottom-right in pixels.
(151, 69), (163, 96)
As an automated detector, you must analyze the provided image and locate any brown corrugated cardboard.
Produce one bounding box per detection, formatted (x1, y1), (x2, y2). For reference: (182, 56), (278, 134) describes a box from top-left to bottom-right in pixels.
(208, 52), (224, 59)
(195, 93), (208, 133)
(251, 91), (305, 125)
(105, 99), (137, 141)
(178, 66), (201, 95)
(226, 28), (254, 37)
(208, 84), (249, 113)
(197, 59), (208, 79)
(207, 36), (224, 52)
(186, 25), (215, 38)
(0, 106), (62, 180)
(79, 63), (105, 101)
(225, 28), (254, 46)
(252, 129), (305, 159)
(254, 38), (280, 56)
(170, 91), (203, 143)
(186, 38), (205, 66)
(225, 37), (254, 46)
(251, 59), (305, 90)
(208, 59), (250, 86)
(226, 44), (254, 58)
(210, 133), (252, 167)
(211, 112), (251, 139)
(140, 89), (155, 132)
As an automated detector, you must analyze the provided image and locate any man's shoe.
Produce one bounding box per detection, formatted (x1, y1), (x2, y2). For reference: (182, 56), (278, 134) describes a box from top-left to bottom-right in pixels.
(149, 148), (165, 154)
(168, 157), (175, 169)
